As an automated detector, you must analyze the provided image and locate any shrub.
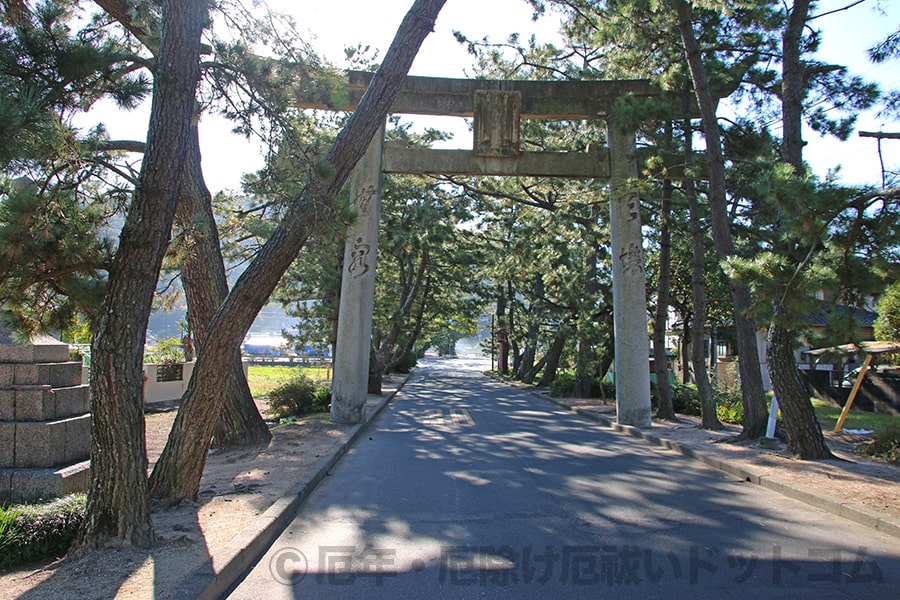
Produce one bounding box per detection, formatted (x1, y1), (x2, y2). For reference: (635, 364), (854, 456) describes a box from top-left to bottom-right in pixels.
(716, 398), (744, 424)
(715, 387), (744, 424)
(670, 382), (702, 416)
(314, 385), (332, 408)
(395, 351), (418, 373)
(548, 371), (612, 398)
(863, 420), (900, 463)
(267, 374), (330, 419)
(548, 372), (576, 397)
(0, 494), (86, 568)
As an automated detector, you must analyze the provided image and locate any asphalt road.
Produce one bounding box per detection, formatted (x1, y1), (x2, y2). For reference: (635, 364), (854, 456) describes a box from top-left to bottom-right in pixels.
(228, 357), (900, 599)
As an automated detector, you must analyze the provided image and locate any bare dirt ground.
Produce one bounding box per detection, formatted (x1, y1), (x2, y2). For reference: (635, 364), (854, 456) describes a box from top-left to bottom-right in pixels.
(1, 389), (366, 600)
(556, 395), (900, 520)
(2, 378), (899, 599)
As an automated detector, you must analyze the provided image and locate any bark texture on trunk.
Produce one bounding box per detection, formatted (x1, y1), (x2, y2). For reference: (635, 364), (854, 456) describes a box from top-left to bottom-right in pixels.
(496, 288), (509, 375)
(537, 329), (567, 388)
(574, 215), (600, 399)
(148, 0), (448, 504)
(766, 1), (832, 460)
(767, 323), (834, 459)
(675, 0), (768, 438)
(781, 0), (810, 168)
(80, 0), (204, 549)
(686, 176), (721, 430)
(176, 122), (271, 449)
(653, 144), (676, 421)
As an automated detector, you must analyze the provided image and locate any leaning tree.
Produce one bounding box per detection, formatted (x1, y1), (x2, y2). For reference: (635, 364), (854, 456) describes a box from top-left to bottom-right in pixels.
(148, 0), (449, 504)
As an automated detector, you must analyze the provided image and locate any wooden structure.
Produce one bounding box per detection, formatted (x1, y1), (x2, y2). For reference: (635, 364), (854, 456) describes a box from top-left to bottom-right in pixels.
(805, 340), (900, 432)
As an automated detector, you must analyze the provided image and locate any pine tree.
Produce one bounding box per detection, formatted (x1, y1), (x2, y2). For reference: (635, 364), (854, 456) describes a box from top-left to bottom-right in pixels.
(148, 0), (449, 504)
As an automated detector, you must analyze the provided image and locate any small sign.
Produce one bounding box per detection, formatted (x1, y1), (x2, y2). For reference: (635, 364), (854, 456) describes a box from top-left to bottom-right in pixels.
(473, 90), (521, 157)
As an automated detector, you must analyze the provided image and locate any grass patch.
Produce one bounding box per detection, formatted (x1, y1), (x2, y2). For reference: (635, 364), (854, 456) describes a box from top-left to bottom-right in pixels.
(810, 398), (900, 432)
(0, 494), (86, 569)
(247, 364), (331, 398)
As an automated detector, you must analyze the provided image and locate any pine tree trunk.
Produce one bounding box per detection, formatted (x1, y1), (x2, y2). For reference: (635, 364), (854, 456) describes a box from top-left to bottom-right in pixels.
(79, 0), (204, 548)
(767, 323), (834, 459)
(368, 348), (384, 395)
(148, 0), (448, 504)
(653, 129), (676, 421)
(732, 284), (769, 437)
(686, 175), (721, 430)
(517, 340), (536, 380)
(176, 121), (271, 449)
(497, 288), (509, 375)
(767, 0), (832, 461)
(522, 352), (548, 385)
(510, 337), (522, 378)
(506, 280), (519, 376)
(537, 329), (567, 388)
(574, 215), (600, 399)
(516, 276), (542, 380)
(782, 0), (810, 169)
(384, 278), (430, 374)
(213, 356), (272, 448)
(675, 0), (768, 437)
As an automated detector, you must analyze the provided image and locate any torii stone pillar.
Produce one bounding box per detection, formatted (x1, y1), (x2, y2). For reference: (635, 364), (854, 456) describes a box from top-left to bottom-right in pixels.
(331, 121), (386, 424)
(608, 116), (652, 427)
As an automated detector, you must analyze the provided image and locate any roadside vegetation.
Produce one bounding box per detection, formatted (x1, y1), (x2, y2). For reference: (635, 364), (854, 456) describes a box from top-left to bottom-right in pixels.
(246, 364), (332, 398)
(264, 371), (332, 421)
(547, 372), (900, 463)
(0, 364), (333, 570)
(0, 495), (86, 569)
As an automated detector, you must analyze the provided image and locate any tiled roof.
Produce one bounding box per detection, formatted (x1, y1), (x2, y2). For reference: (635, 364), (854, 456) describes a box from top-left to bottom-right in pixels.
(806, 303), (878, 327)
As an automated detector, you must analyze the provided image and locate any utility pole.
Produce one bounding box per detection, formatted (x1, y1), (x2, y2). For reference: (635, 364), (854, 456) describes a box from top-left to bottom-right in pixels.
(859, 131), (900, 139)
(859, 131), (900, 189)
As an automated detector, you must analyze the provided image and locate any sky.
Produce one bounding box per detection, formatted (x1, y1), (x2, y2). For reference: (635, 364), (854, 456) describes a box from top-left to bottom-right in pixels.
(194, 0), (560, 191)
(794, 0), (900, 185)
(83, 0), (900, 192)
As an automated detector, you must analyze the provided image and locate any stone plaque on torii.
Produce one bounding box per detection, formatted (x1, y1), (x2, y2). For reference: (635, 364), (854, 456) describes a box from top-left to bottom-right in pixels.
(293, 71), (693, 427)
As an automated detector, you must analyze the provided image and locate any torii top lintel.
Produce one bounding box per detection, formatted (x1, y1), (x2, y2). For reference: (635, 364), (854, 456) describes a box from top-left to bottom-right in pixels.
(293, 70), (680, 120)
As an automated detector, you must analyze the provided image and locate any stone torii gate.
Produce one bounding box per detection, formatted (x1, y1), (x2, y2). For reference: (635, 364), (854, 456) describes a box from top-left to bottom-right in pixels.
(295, 71), (676, 428)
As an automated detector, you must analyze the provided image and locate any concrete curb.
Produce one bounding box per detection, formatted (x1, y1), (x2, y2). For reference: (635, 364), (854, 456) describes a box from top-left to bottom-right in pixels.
(539, 392), (900, 542)
(172, 373), (411, 600)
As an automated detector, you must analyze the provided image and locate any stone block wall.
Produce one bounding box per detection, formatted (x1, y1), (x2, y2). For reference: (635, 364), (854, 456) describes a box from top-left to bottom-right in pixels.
(0, 337), (90, 504)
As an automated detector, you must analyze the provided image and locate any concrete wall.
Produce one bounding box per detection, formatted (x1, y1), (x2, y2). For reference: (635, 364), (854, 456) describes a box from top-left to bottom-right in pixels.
(143, 362), (195, 405)
(82, 362), (251, 406)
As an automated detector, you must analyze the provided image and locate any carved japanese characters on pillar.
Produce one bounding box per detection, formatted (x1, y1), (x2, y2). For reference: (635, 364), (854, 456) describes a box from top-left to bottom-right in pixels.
(625, 191), (640, 222)
(619, 191), (644, 275)
(619, 242), (644, 275)
(355, 184), (377, 216)
(608, 117), (652, 428)
(348, 237), (371, 278)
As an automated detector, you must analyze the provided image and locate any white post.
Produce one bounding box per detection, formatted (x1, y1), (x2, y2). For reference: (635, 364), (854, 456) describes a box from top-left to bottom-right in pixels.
(766, 396), (779, 439)
(608, 116), (652, 427)
(331, 121), (386, 424)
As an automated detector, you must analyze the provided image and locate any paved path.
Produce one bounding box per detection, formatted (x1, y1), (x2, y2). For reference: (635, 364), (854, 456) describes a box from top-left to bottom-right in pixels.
(228, 358), (900, 598)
